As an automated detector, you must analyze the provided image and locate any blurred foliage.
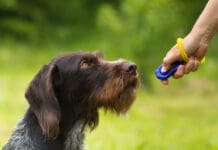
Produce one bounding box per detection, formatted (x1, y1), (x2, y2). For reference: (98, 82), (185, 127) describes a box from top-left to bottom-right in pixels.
(0, 0), (212, 86)
(1, 1), (218, 149)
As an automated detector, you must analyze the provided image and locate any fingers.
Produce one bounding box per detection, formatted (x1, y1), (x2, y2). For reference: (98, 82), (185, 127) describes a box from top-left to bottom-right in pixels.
(184, 56), (195, 73)
(172, 56), (200, 79)
(192, 57), (200, 72)
(161, 79), (169, 85)
(161, 45), (184, 85)
(173, 65), (185, 79)
(194, 43), (208, 60)
(184, 56), (200, 73)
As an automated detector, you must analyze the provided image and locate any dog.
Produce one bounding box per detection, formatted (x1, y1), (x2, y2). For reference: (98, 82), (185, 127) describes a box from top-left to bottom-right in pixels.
(3, 51), (139, 150)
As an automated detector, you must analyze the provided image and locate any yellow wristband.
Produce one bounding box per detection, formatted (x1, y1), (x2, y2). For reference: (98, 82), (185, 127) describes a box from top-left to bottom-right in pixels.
(200, 57), (206, 64)
(176, 37), (206, 64)
(177, 38), (189, 62)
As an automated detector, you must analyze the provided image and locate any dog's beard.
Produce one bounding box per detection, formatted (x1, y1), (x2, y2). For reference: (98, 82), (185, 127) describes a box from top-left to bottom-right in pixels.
(110, 76), (139, 114)
(91, 74), (139, 114)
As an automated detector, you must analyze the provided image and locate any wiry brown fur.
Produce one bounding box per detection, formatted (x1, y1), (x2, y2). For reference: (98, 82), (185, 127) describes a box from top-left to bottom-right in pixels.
(25, 64), (61, 139)
(4, 51), (139, 150)
(90, 59), (139, 114)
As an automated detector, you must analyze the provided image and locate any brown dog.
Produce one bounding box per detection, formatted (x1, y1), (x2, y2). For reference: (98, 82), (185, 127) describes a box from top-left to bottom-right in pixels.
(3, 51), (139, 150)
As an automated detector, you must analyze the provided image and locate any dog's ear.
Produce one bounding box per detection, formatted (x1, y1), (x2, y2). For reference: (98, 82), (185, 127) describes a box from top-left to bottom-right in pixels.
(25, 64), (61, 139)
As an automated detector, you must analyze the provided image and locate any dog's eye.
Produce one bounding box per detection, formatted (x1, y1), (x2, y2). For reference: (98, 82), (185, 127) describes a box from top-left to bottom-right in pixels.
(80, 59), (94, 69)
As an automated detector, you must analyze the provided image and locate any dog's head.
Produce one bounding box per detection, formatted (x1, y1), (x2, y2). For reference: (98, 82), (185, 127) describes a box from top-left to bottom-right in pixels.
(25, 51), (139, 139)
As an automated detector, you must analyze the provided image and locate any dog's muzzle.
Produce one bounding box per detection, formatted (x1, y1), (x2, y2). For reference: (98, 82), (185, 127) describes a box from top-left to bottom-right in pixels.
(121, 62), (137, 76)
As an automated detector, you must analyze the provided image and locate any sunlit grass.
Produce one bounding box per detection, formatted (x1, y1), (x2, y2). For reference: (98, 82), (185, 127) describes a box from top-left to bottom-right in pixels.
(0, 47), (218, 149)
(86, 90), (218, 150)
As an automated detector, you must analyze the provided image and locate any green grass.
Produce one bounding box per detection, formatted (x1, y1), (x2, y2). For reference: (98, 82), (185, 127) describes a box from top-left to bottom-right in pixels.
(1, 46), (218, 149)
(86, 91), (218, 150)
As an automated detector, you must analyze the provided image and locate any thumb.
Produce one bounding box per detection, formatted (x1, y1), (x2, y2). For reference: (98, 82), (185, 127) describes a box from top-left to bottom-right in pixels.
(162, 45), (182, 72)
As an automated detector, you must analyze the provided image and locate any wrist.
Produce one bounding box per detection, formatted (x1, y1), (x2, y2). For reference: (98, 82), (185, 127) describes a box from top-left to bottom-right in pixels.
(180, 29), (208, 57)
(182, 33), (201, 55)
(190, 28), (208, 44)
(190, 19), (217, 45)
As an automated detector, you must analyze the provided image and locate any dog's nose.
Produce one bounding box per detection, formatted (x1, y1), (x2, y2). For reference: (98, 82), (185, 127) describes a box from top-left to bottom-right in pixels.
(122, 62), (137, 75)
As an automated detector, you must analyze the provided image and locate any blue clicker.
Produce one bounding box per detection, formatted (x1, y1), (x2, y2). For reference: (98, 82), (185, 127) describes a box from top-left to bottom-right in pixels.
(155, 61), (183, 80)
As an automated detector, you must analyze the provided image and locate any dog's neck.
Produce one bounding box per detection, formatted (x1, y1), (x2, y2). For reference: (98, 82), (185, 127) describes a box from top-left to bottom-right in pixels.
(10, 96), (99, 150)
(63, 120), (85, 150)
(58, 96), (99, 132)
(23, 107), (87, 150)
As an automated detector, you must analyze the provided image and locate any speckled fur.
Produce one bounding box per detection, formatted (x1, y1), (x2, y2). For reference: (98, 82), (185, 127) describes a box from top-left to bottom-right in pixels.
(3, 121), (40, 150)
(3, 119), (86, 150)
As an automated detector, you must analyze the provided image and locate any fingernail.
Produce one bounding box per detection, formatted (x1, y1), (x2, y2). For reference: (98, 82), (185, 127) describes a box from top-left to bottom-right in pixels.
(161, 66), (167, 72)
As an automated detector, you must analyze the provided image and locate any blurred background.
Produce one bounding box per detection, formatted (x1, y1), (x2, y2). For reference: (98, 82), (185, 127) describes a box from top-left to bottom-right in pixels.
(1, 0), (218, 149)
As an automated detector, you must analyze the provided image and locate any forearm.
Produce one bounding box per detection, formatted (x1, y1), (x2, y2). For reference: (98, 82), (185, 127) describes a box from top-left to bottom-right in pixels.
(190, 0), (218, 43)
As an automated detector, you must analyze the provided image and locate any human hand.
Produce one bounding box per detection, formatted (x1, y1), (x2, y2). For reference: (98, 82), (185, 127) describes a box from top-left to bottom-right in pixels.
(161, 34), (208, 85)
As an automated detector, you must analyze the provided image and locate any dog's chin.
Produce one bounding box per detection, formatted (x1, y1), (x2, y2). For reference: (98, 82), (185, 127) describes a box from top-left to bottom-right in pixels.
(108, 76), (139, 114)
(121, 77), (139, 98)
